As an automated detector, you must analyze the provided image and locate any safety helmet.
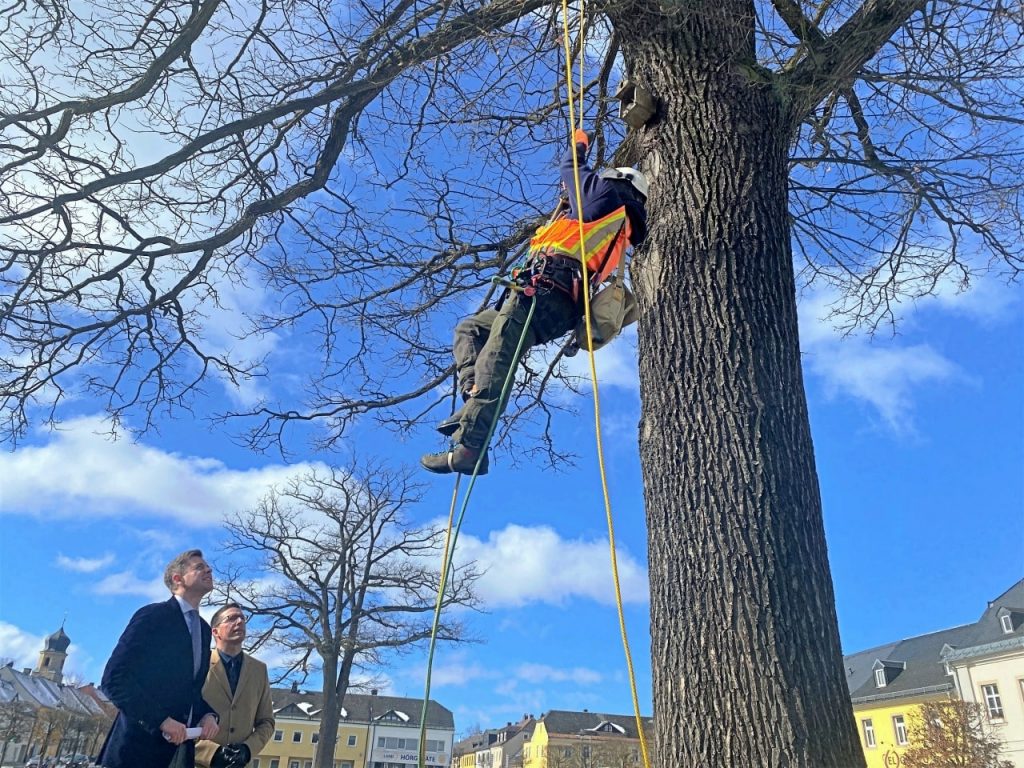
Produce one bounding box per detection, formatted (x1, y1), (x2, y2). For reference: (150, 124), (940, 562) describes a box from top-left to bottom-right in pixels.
(600, 167), (649, 199)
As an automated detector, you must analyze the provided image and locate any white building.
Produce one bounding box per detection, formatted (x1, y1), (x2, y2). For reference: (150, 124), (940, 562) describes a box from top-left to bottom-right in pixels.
(264, 687), (453, 768)
(942, 579), (1024, 767)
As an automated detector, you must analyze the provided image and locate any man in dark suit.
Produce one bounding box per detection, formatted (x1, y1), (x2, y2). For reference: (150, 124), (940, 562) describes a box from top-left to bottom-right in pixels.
(196, 603), (275, 768)
(99, 549), (221, 768)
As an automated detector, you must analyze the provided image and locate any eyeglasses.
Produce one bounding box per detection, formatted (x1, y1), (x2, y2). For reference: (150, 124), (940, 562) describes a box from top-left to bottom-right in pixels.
(214, 614), (247, 627)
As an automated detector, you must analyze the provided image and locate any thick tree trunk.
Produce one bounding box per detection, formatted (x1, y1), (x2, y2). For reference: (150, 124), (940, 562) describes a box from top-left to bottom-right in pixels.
(315, 650), (357, 768)
(615, 4), (865, 766)
(316, 655), (341, 768)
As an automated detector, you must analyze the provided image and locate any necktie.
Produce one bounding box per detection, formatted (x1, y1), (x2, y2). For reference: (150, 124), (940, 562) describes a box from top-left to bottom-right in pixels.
(187, 609), (202, 677)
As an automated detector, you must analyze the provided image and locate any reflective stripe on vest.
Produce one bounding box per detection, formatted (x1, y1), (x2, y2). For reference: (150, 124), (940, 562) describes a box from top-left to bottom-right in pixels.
(529, 206), (632, 285)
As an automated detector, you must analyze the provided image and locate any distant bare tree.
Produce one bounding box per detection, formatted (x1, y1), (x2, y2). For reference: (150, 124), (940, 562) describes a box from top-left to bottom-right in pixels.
(0, 695), (35, 764)
(2, 0), (1021, 765)
(217, 461), (479, 768)
(903, 699), (1013, 768)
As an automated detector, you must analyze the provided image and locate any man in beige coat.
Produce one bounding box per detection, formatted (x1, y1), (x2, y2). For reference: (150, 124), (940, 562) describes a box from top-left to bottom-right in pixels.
(195, 603), (276, 768)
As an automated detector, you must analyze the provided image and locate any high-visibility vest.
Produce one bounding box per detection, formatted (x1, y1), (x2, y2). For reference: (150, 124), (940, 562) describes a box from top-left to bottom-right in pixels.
(528, 206), (632, 285)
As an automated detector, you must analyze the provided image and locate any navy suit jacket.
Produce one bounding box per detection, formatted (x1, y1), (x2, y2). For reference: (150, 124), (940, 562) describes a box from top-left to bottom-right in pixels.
(98, 597), (216, 768)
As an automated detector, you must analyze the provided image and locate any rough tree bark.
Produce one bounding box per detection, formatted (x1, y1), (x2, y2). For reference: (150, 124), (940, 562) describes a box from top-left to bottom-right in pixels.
(613, 0), (910, 764)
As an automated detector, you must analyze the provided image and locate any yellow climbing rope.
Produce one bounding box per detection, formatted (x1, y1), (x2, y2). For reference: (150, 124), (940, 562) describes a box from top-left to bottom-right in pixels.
(418, 8), (652, 767)
(559, 2), (653, 766)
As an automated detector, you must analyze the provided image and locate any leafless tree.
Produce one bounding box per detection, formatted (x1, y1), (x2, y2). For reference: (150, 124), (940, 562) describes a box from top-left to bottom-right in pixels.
(902, 699), (1013, 768)
(2, 0), (1022, 764)
(0, 695), (36, 764)
(217, 461), (479, 768)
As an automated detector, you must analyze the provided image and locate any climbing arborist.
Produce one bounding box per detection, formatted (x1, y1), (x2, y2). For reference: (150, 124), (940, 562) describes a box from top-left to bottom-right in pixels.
(420, 129), (649, 476)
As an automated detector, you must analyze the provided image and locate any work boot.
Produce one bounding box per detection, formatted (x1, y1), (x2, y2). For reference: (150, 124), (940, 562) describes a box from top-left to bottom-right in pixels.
(420, 444), (489, 476)
(436, 414), (461, 437)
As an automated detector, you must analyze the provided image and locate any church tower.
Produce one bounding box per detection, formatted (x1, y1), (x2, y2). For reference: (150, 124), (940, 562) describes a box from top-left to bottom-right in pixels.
(35, 624), (70, 683)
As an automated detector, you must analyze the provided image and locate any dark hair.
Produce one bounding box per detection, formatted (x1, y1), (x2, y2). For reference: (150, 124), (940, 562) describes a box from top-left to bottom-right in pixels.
(211, 602), (245, 627)
(163, 549), (205, 591)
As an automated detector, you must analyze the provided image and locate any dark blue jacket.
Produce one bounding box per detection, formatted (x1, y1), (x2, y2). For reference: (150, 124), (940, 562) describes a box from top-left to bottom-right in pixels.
(98, 597), (215, 768)
(560, 143), (648, 246)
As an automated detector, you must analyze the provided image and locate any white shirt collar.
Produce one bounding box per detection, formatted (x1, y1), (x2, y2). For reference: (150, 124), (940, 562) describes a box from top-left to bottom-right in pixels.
(173, 594), (197, 615)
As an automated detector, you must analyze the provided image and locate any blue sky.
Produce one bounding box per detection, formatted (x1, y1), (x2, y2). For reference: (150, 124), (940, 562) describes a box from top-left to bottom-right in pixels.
(0, 263), (1021, 734)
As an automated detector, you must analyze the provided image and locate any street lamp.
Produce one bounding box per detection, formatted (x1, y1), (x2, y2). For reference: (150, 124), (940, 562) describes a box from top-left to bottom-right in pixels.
(363, 697), (374, 768)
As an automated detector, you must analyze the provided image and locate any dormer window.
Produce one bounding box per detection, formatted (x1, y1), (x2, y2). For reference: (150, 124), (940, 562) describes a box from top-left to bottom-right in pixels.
(872, 659), (905, 688)
(997, 607), (1023, 633)
(585, 721), (627, 735)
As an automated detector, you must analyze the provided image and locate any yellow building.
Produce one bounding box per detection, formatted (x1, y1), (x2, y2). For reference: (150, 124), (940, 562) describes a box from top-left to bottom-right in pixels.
(522, 710), (650, 768)
(845, 624), (976, 767)
(844, 579), (1024, 768)
(449, 717), (535, 768)
(255, 688), (453, 768)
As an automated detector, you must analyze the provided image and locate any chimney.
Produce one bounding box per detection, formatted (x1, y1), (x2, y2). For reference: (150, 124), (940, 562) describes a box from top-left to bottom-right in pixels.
(290, 681), (298, 693)
(371, 688), (378, 696)
(22, 668), (31, 675)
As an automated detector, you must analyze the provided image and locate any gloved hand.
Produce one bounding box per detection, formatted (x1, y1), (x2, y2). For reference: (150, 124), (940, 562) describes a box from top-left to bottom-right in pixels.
(212, 743), (251, 768)
(573, 128), (589, 150)
(223, 743), (252, 768)
(210, 746), (231, 768)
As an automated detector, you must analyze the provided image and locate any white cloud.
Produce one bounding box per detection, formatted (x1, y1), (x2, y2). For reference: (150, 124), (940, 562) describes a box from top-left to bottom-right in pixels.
(0, 415), (327, 526)
(55, 553), (115, 573)
(559, 326), (640, 392)
(407, 651), (495, 688)
(452, 523), (648, 608)
(796, 261), (1020, 430)
(514, 662), (602, 685)
(93, 571), (170, 602)
(0, 623), (46, 670)
(798, 288), (965, 431)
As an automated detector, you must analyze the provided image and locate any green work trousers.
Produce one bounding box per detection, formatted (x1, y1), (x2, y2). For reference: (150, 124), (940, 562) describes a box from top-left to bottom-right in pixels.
(450, 289), (578, 449)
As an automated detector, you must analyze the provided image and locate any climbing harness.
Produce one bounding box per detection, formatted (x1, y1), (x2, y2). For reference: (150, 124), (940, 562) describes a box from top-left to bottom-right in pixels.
(495, 253), (582, 303)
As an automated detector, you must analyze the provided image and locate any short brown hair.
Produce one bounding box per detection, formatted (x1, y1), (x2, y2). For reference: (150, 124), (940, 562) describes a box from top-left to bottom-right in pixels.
(163, 549), (205, 591)
(211, 602), (245, 628)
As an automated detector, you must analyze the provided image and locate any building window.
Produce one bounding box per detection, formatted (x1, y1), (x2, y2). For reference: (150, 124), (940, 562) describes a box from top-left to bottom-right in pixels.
(377, 737), (418, 750)
(426, 739), (446, 752)
(274, 730), (283, 742)
(289, 762), (299, 768)
(312, 733), (319, 744)
(982, 683), (1004, 720)
(252, 761), (260, 768)
(304, 762), (312, 768)
(348, 734), (357, 746)
(293, 731), (303, 743)
(874, 668), (886, 688)
(1002, 614), (1014, 633)
(861, 719), (876, 748)
(892, 715), (908, 746)
(269, 761), (279, 768)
